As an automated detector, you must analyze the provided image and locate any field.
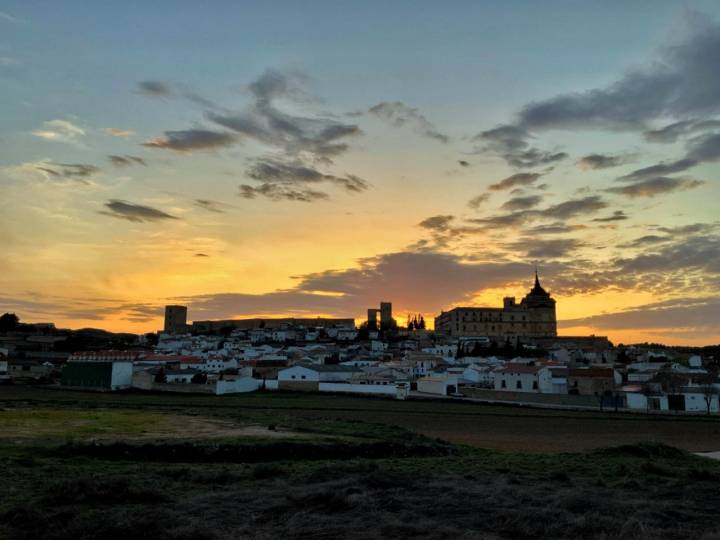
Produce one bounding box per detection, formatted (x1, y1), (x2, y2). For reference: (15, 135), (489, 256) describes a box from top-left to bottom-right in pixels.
(2, 386), (720, 539)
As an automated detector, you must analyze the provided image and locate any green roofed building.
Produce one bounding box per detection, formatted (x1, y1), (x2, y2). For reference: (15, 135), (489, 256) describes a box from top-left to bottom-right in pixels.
(61, 360), (133, 391)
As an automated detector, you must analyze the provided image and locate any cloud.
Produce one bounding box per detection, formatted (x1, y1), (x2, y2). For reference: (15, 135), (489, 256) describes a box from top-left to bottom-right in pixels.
(656, 222), (720, 235)
(178, 251), (536, 319)
(503, 237), (584, 259)
(108, 155), (146, 167)
(193, 199), (227, 213)
(206, 69), (362, 164)
(138, 80), (173, 97)
(368, 101), (449, 143)
(238, 183), (329, 202)
(473, 125), (567, 168)
(239, 157), (368, 201)
(31, 119), (85, 145)
(613, 233), (720, 276)
(489, 172), (542, 191)
(618, 235), (672, 249)
(685, 131), (720, 162)
(525, 222), (586, 234)
(0, 294), (166, 324)
(563, 296), (720, 333)
(419, 215), (455, 232)
(644, 119), (720, 143)
(104, 128), (135, 137)
(468, 193), (491, 210)
(517, 19), (720, 131)
(194, 253), (210, 257)
(606, 177), (704, 198)
(540, 195), (608, 219)
(458, 160), (470, 167)
(142, 129), (237, 153)
(470, 195), (608, 229)
(22, 162), (99, 185)
(501, 195), (543, 211)
(592, 210), (628, 222)
(99, 200), (179, 222)
(616, 158), (698, 182)
(577, 153), (625, 170)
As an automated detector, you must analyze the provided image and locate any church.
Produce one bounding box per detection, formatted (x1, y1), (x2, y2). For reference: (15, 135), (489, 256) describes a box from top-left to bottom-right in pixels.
(434, 272), (557, 343)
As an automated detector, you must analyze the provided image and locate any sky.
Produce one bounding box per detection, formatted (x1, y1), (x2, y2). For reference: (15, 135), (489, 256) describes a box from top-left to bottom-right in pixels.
(1, 1), (720, 345)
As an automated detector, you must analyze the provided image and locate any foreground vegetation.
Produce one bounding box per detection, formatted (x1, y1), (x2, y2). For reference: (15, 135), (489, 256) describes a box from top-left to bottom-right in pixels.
(2, 387), (720, 539)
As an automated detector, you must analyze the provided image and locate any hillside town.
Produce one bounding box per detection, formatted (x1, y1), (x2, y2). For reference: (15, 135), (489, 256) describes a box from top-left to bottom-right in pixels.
(2, 275), (718, 414)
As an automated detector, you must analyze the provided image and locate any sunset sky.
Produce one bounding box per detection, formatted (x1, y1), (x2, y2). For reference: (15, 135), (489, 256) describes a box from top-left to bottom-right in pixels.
(1, 1), (720, 345)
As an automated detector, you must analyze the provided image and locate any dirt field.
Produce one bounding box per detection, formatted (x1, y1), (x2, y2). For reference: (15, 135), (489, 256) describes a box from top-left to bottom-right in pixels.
(2, 386), (720, 452)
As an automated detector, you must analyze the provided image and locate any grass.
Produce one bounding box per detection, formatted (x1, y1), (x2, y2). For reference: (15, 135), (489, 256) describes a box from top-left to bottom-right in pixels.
(2, 386), (720, 451)
(2, 386), (720, 538)
(0, 408), (167, 443)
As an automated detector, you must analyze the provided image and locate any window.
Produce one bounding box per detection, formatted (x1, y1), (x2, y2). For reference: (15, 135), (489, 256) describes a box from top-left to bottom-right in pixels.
(301, 375), (306, 380)
(291, 375), (296, 379)
(533, 381), (538, 390)
(501, 380), (506, 388)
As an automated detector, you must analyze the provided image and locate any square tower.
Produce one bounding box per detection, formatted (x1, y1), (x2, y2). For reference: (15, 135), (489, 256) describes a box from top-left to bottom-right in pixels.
(164, 305), (188, 334)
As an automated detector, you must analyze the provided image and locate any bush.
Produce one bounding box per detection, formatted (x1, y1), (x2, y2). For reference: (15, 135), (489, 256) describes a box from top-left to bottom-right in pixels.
(251, 463), (285, 480)
(42, 478), (166, 505)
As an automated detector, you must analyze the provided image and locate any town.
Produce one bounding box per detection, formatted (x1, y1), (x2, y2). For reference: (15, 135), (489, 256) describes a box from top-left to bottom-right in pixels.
(2, 273), (718, 415)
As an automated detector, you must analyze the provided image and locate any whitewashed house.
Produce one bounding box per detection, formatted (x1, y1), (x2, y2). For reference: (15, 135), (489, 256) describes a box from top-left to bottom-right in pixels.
(417, 373), (462, 396)
(278, 364), (362, 383)
(494, 364), (552, 393)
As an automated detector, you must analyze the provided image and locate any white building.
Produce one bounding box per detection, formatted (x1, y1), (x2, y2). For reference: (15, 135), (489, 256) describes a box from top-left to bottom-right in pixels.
(417, 374), (462, 396)
(421, 344), (458, 361)
(278, 364), (362, 383)
(494, 364), (552, 393)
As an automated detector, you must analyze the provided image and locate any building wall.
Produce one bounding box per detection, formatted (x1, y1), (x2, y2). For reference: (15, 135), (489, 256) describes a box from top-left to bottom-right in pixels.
(463, 387), (599, 407)
(278, 380), (319, 392)
(278, 366), (320, 382)
(495, 372), (541, 393)
(192, 317), (355, 333)
(216, 378), (262, 395)
(568, 376), (616, 395)
(62, 362), (113, 389)
(164, 305), (188, 334)
(110, 362), (133, 390)
(319, 382), (397, 396)
(435, 304), (556, 341)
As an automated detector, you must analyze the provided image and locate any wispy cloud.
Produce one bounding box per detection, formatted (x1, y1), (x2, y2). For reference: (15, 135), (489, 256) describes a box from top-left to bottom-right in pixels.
(238, 183), (330, 202)
(99, 200), (179, 222)
(104, 128), (135, 137)
(577, 153), (626, 170)
(473, 124), (567, 168)
(489, 172), (543, 191)
(368, 101), (449, 143)
(606, 177), (704, 198)
(108, 155), (146, 167)
(31, 120), (85, 145)
(143, 129), (237, 153)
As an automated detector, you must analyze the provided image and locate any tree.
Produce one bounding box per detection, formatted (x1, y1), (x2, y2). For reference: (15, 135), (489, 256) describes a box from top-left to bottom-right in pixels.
(0, 313), (20, 333)
(191, 372), (208, 384)
(418, 315), (426, 330)
(699, 367), (719, 415)
(154, 367), (167, 383)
